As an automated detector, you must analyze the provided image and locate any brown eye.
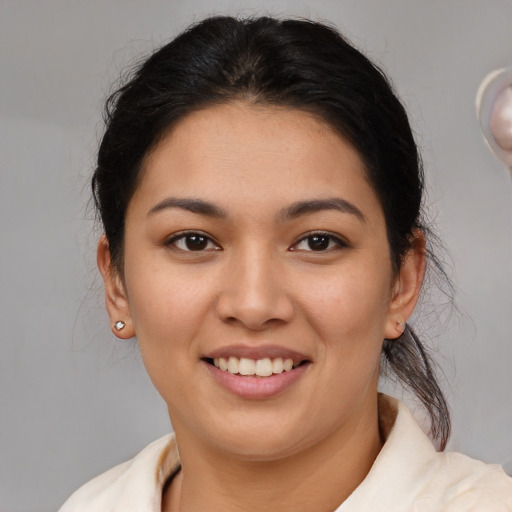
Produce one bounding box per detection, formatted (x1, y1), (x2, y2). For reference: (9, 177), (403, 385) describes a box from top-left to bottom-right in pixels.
(184, 234), (208, 250)
(291, 232), (346, 252)
(307, 235), (330, 251)
(167, 232), (220, 252)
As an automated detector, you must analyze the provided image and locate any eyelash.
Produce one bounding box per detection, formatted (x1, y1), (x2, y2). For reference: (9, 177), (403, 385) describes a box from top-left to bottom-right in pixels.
(291, 231), (348, 252)
(165, 231), (221, 252)
(165, 230), (347, 253)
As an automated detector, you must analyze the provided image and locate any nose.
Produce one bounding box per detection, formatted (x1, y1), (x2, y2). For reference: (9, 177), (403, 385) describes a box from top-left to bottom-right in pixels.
(215, 247), (294, 331)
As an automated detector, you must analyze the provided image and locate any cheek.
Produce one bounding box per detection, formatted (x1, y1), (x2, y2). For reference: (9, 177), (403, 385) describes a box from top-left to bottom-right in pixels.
(124, 271), (214, 407)
(295, 256), (393, 399)
(124, 260), (216, 363)
(299, 259), (393, 344)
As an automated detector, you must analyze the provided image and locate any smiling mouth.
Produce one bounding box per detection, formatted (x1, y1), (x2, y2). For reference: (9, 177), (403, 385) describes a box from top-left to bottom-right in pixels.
(203, 356), (309, 377)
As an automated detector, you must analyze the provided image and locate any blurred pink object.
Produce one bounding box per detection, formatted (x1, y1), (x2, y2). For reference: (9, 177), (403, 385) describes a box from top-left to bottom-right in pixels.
(476, 67), (512, 168)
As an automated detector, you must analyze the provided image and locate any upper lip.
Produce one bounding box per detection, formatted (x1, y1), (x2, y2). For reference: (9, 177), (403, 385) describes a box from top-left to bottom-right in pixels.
(203, 345), (311, 365)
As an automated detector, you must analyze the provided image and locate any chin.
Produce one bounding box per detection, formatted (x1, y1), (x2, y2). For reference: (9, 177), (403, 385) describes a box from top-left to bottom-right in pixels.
(190, 409), (322, 462)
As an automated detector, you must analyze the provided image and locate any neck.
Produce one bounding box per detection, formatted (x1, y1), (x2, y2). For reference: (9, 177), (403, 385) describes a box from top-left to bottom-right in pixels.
(163, 396), (383, 512)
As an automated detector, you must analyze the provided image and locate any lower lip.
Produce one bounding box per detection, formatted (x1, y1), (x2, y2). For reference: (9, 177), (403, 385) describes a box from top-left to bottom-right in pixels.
(203, 361), (310, 400)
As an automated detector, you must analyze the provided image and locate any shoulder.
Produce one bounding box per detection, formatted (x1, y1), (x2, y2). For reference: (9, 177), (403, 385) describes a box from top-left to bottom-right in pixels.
(59, 434), (178, 512)
(391, 396), (512, 510)
(424, 450), (512, 511)
(341, 396), (512, 511)
(389, 397), (512, 510)
(58, 459), (132, 512)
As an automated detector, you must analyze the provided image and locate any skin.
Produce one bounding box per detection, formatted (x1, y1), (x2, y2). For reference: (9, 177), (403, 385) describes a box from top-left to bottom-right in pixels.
(98, 102), (426, 512)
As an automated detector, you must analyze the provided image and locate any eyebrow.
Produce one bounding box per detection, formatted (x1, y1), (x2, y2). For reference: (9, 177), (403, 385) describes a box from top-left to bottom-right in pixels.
(279, 198), (366, 223)
(147, 196), (365, 223)
(148, 197), (227, 218)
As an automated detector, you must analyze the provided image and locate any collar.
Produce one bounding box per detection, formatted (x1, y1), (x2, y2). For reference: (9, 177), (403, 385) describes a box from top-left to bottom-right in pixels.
(79, 394), (434, 511)
(337, 394), (439, 511)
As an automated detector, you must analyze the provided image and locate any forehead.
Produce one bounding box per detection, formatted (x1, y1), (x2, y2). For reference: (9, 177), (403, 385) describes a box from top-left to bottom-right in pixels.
(132, 102), (382, 220)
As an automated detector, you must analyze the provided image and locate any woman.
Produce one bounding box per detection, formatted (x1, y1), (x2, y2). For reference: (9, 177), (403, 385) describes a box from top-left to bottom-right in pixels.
(60, 16), (512, 511)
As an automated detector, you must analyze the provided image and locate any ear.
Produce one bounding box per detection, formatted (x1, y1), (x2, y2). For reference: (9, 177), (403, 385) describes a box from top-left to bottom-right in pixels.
(97, 235), (135, 339)
(384, 230), (426, 340)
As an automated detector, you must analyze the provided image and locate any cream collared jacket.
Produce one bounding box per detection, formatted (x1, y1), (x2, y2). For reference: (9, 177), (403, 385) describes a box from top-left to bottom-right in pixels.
(60, 395), (512, 511)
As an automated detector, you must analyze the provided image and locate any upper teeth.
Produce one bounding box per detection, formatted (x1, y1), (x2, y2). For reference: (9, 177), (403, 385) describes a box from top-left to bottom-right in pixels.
(213, 357), (295, 377)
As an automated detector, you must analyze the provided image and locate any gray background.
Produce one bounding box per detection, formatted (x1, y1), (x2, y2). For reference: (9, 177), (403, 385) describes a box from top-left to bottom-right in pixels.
(1, 1), (511, 510)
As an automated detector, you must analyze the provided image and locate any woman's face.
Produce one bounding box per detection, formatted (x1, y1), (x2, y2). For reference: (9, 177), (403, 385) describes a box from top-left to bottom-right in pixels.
(100, 102), (421, 460)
